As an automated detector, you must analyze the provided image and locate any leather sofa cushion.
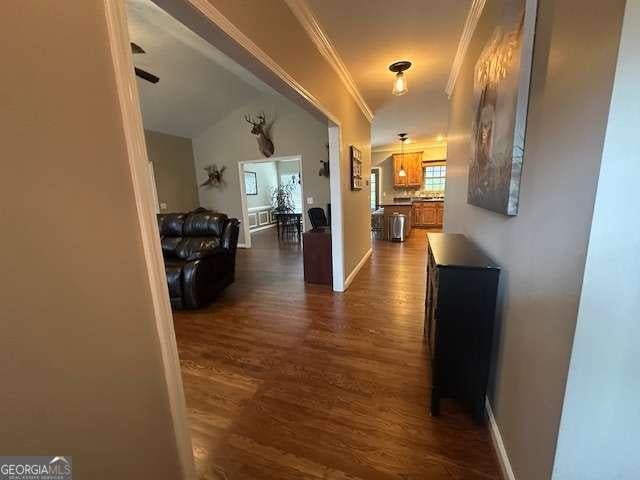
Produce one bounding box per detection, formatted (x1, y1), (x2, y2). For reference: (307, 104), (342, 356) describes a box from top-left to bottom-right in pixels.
(158, 213), (185, 236)
(175, 236), (221, 261)
(164, 258), (185, 299)
(161, 236), (182, 258)
(183, 212), (228, 237)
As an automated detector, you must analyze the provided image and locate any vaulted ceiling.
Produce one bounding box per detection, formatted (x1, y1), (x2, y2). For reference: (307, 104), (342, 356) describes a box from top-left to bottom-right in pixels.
(126, 0), (275, 138)
(304, 0), (471, 147)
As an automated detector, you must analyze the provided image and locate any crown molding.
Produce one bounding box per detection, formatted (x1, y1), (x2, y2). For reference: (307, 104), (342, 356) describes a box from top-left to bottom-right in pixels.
(445, 0), (487, 98)
(187, 0), (340, 126)
(284, 0), (374, 122)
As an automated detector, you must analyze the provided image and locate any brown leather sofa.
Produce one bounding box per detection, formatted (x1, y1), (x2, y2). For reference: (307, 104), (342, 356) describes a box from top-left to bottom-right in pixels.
(157, 209), (239, 309)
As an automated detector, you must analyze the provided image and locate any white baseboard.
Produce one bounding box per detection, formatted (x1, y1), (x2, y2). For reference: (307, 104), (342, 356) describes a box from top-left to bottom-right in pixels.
(338, 247), (372, 292)
(237, 242), (248, 249)
(486, 397), (516, 480)
(249, 223), (276, 233)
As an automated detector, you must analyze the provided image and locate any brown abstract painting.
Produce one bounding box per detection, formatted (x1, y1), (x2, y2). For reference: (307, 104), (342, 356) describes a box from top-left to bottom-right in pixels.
(468, 0), (537, 216)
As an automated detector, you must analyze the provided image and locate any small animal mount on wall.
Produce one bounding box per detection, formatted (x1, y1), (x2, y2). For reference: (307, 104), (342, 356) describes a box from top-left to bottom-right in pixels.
(244, 113), (274, 158)
(200, 164), (226, 188)
(319, 143), (330, 177)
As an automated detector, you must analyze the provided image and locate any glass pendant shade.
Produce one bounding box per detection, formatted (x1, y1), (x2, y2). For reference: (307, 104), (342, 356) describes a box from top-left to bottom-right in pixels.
(399, 167), (407, 177)
(392, 71), (408, 96)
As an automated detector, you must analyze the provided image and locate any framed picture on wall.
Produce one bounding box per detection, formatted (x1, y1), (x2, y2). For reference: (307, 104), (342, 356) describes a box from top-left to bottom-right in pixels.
(244, 171), (257, 195)
(350, 146), (362, 191)
(467, 0), (537, 216)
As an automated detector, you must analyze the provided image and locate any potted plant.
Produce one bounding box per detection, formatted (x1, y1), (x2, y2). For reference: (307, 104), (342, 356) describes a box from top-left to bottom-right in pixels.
(271, 182), (295, 214)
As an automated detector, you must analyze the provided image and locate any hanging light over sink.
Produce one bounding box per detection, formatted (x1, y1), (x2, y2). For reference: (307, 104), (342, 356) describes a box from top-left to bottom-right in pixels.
(398, 133), (408, 176)
(389, 61), (412, 96)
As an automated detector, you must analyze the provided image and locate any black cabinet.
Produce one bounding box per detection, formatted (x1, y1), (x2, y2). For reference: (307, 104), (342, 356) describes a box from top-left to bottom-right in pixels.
(425, 233), (500, 423)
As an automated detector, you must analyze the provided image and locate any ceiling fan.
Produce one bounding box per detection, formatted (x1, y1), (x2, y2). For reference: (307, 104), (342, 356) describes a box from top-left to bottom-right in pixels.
(131, 42), (159, 84)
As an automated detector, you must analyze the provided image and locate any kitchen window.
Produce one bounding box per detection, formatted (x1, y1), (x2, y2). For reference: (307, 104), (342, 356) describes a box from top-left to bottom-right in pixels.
(423, 164), (446, 192)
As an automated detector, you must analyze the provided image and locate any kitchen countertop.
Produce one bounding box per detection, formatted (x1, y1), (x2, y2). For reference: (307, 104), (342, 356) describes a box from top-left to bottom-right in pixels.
(380, 200), (443, 207)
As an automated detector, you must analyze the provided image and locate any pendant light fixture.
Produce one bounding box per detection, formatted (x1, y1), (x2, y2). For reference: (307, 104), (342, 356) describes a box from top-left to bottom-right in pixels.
(398, 133), (408, 177)
(389, 61), (412, 96)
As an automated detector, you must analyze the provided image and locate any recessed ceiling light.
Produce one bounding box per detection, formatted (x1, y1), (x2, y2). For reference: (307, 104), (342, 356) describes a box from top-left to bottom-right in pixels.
(389, 61), (412, 96)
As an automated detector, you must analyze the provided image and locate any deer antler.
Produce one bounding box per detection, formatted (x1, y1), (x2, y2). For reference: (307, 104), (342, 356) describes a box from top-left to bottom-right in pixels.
(257, 112), (266, 125)
(244, 114), (255, 125)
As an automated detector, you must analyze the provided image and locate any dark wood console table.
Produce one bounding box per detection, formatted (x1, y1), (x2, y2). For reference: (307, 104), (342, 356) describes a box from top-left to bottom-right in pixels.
(425, 232), (500, 423)
(303, 227), (332, 286)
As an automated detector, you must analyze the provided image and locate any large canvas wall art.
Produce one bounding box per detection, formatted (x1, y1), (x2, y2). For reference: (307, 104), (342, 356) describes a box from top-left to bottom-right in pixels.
(468, 0), (537, 216)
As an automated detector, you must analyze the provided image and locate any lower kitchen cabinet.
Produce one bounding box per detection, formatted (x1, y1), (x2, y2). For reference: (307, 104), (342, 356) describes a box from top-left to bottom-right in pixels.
(413, 201), (444, 227)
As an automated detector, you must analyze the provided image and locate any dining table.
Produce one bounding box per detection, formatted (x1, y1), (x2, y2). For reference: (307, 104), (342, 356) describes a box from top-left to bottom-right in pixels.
(274, 212), (303, 241)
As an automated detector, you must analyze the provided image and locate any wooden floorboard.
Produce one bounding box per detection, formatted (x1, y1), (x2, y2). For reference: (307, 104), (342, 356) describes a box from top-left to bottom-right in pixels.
(173, 228), (500, 480)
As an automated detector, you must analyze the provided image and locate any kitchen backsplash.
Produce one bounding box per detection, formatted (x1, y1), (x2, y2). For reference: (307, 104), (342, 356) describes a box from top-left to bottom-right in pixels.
(382, 188), (444, 204)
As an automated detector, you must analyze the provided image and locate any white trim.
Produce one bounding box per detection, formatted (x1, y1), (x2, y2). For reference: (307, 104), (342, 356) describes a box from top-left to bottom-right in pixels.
(147, 161), (161, 214)
(187, 0), (341, 126)
(250, 223), (277, 233)
(445, 0), (487, 98)
(486, 398), (516, 480)
(247, 205), (272, 212)
(339, 247), (372, 292)
(103, 1), (195, 479)
(237, 242), (248, 249)
(328, 125), (345, 291)
(284, 0), (373, 122)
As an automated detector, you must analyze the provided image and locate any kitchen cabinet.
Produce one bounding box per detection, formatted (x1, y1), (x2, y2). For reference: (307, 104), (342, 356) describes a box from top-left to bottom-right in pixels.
(435, 202), (444, 226)
(412, 201), (444, 227)
(392, 152), (423, 188)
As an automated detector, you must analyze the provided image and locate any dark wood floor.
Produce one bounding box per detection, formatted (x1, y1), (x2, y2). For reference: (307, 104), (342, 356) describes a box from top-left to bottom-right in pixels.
(173, 226), (500, 480)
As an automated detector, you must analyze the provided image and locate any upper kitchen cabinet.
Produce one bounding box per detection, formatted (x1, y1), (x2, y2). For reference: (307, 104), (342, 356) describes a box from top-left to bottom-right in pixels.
(393, 152), (423, 188)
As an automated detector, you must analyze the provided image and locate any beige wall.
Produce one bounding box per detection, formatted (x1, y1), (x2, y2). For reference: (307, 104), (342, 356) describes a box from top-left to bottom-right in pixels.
(144, 130), (199, 212)
(161, 0), (372, 278)
(444, 1), (625, 479)
(193, 93), (330, 244)
(372, 145), (447, 204)
(0, 1), (183, 478)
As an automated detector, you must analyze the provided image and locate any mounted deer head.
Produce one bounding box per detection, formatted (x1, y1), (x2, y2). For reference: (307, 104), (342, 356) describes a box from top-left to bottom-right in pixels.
(244, 112), (274, 158)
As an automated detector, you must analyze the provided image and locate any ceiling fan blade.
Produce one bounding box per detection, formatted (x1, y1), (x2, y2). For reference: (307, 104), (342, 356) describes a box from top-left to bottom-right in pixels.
(130, 42), (145, 54)
(135, 67), (159, 84)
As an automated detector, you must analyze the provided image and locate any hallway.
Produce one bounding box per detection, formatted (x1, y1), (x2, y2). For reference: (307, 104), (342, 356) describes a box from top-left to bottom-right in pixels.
(173, 228), (500, 479)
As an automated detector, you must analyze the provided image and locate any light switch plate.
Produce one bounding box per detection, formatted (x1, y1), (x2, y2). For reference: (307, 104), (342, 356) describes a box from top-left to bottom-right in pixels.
(160, 202), (168, 210)
(306, 197), (314, 205)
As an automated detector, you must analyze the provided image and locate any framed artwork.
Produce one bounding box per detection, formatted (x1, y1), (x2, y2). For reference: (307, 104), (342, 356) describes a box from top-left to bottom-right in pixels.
(244, 171), (257, 195)
(467, 0), (537, 216)
(350, 146), (363, 191)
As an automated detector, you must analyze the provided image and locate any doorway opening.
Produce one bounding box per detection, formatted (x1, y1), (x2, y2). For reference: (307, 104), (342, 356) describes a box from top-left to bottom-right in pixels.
(371, 167), (381, 211)
(105, 0), (349, 475)
(238, 155), (305, 249)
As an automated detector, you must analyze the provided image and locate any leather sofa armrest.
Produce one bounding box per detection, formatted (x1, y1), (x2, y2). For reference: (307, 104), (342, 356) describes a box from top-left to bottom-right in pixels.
(221, 218), (240, 255)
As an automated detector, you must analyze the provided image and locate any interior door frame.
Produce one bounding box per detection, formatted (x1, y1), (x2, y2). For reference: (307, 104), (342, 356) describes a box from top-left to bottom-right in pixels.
(102, 1), (195, 478)
(152, 0), (347, 291)
(238, 155), (304, 249)
(371, 166), (382, 210)
(102, 2), (352, 474)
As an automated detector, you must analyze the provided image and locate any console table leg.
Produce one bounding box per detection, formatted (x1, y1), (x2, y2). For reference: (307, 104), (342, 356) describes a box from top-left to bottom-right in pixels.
(430, 388), (440, 417)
